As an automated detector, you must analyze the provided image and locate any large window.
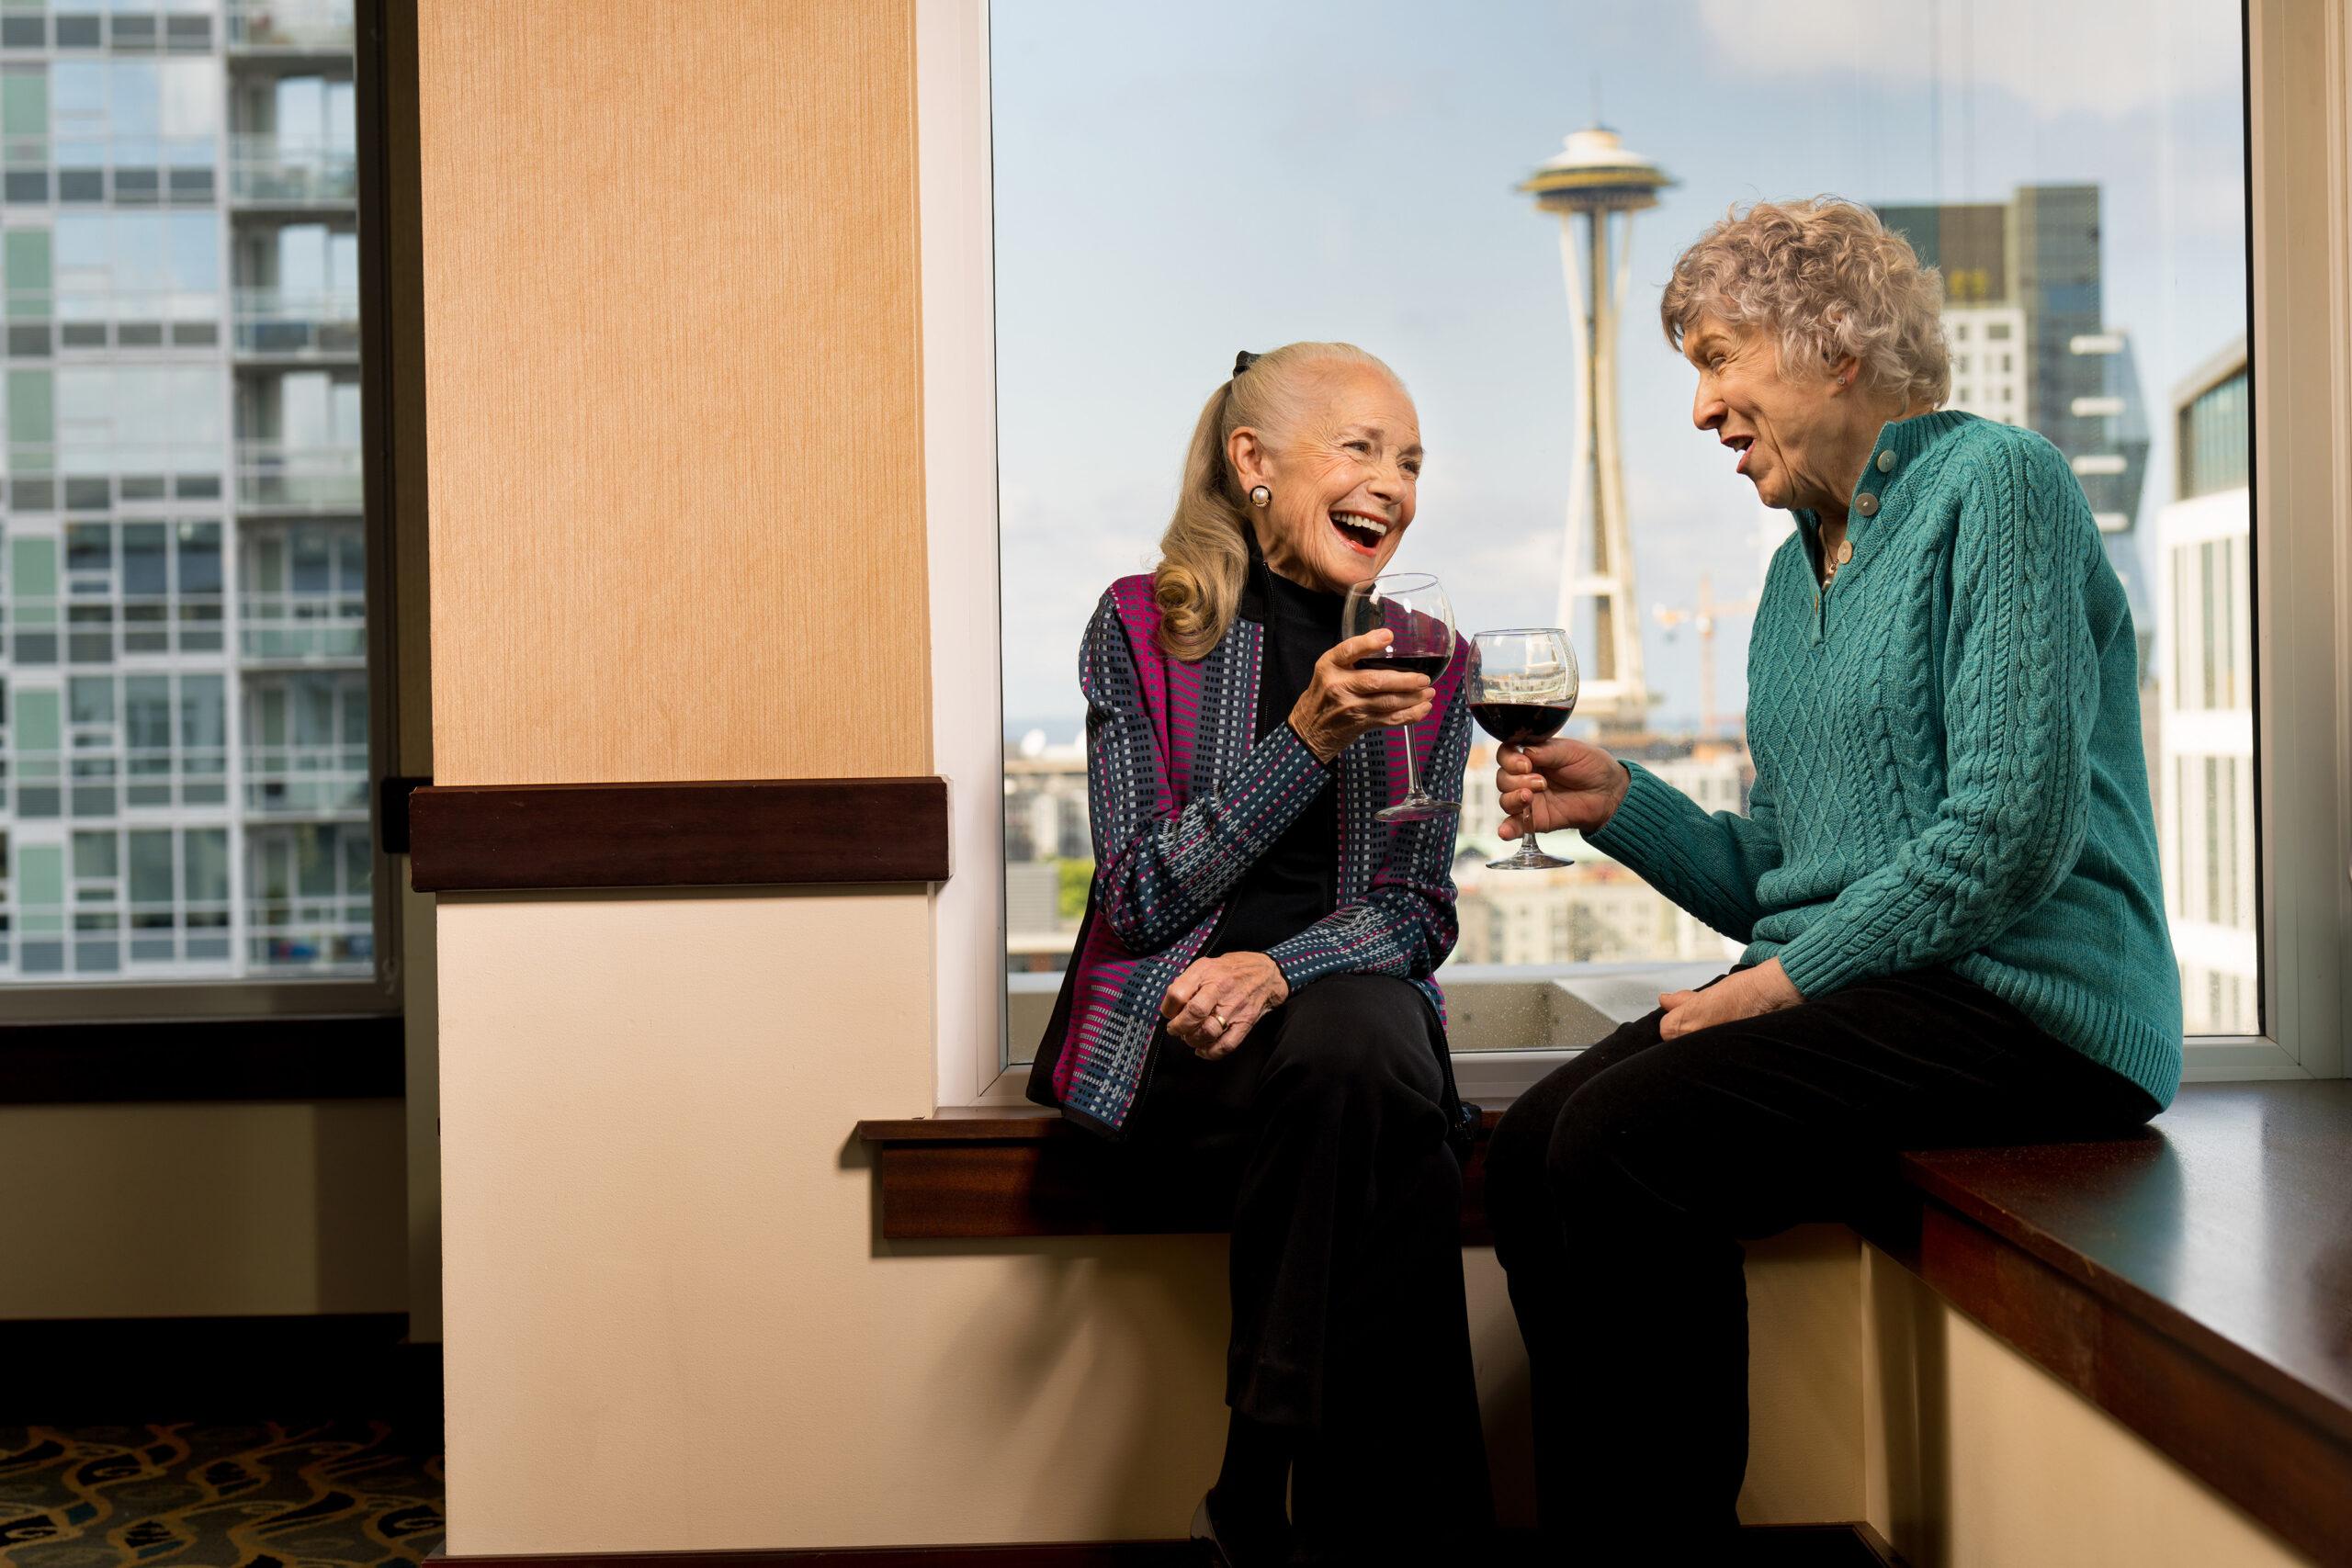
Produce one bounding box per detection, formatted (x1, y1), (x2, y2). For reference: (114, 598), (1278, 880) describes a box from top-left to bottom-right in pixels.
(979, 0), (2258, 1073)
(0, 0), (384, 1007)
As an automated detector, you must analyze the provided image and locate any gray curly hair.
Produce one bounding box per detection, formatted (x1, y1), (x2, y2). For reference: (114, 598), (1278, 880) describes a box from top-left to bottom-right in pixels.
(1659, 197), (1951, 410)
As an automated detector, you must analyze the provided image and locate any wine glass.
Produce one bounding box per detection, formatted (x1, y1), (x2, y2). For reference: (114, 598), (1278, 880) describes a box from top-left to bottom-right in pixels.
(1469, 628), (1578, 870)
(1341, 572), (1460, 823)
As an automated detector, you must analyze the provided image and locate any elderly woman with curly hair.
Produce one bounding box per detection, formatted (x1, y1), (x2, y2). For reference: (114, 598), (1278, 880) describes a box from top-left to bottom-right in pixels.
(1483, 198), (2181, 1555)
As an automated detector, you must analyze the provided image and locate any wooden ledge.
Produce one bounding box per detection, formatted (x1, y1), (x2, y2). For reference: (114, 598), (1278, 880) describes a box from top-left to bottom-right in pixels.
(410, 776), (950, 892)
(860, 1083), (2352, 1564)
(858, 1106), (1503, 1246)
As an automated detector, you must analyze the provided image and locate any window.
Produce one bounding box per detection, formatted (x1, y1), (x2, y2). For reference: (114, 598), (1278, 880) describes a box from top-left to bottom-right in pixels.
(987, 0), (2251, 1067)
(924, 0), (2340, 1100)
(0, 0), (388, 1015)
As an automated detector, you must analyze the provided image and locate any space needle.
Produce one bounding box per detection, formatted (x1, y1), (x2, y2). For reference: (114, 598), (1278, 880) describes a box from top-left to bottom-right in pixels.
(1519, 126), (1675, 733)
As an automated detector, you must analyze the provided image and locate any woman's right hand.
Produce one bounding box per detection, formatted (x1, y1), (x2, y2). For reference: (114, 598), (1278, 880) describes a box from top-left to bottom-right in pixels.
(1496, 738), (1631, 837)
(1287, 628), (1436, 763)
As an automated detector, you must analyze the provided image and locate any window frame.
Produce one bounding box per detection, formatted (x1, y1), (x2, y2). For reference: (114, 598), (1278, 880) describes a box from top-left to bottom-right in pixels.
(922, 0), (2350, 1106)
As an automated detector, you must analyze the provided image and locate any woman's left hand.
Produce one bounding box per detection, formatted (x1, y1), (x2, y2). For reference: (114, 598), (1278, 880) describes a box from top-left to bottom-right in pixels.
(1161, 953), (1291, 1061)
(1658, 959), (1804, 1040)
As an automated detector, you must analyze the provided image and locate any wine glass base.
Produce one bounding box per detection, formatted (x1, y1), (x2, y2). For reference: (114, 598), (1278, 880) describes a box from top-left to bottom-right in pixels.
(1487, 850), (1572, 871)
(1374, 797), (1461, 824)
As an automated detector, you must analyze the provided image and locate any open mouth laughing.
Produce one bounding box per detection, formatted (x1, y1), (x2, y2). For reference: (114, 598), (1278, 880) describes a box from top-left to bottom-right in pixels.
(1329, 510), (1393, 557)
(1724, 434), (1755, 475)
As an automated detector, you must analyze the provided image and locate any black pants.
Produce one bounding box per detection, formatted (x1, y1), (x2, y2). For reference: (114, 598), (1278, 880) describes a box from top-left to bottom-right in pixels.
(1484, 965), (2158, 1558)
(1128, 973), (1494, 1558)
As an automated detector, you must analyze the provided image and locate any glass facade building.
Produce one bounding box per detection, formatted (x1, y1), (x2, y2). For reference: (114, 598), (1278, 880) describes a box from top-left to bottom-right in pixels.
(2155, 339), (2256, 1035)
(0, 0), (364, 981)
(2178, 365), (2250, 500)
(1877, 186), (2155, 640)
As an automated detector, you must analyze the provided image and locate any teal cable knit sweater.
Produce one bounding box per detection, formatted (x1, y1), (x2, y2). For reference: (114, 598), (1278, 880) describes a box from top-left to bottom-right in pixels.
(1589, 411), (2183, 1108)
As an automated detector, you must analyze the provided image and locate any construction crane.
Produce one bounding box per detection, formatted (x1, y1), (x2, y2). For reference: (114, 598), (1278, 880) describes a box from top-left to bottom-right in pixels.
(1653, 572), (1758, 738)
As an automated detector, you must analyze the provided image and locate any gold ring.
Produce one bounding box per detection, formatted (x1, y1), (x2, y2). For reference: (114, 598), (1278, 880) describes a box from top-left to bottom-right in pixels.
(1211, 1013), (1227, 1031)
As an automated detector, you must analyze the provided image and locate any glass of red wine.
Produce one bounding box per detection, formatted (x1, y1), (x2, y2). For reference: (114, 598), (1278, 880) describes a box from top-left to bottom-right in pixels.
(1470, 627), (1578, 869)
(1341, 572), (1459, 822)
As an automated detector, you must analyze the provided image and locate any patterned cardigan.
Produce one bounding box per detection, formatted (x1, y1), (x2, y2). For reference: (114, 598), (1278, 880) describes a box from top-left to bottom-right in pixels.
(1026, 572), (1473, 1138)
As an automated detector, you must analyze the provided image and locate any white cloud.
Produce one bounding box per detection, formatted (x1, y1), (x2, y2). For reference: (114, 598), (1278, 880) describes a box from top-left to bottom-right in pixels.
(1695, 0), (2240, 121)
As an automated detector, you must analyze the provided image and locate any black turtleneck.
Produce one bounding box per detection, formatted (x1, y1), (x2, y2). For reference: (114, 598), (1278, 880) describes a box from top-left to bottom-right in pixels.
(1207, 545), (1342, 960)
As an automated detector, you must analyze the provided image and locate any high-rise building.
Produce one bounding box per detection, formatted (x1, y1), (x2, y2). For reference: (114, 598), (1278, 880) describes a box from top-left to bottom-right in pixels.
(1519, 127), (1672, 733)
(2155, 338), (2255, 1035)
(0, 1), (365, 981)
(1876, 186), (2154, 645)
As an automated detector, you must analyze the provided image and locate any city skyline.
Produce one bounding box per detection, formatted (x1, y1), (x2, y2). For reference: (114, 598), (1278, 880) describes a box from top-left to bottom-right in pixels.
(992, 0), (2248, 741)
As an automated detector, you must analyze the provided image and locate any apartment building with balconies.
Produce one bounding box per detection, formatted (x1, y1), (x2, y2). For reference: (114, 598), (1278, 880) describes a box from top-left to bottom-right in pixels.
(0, 0), (363, 980)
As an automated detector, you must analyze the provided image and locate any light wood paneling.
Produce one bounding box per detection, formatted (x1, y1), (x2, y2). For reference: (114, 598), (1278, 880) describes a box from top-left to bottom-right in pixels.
(416, 0), (928, 784)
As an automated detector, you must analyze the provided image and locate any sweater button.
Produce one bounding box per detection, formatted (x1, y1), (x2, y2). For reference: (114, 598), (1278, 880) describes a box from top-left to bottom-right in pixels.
(1855, 492), (1881, 517)
(1876, 449), (1897, 473)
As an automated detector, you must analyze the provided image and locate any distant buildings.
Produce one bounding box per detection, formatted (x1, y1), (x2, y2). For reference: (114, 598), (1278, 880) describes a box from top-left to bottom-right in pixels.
(1448, 740), (1746, 967)
(0, 3), (368, 980)
(1875, 186), (2154, 648)
(1002, 731), (1089, 971)
(2155, 339), (2256, 1034)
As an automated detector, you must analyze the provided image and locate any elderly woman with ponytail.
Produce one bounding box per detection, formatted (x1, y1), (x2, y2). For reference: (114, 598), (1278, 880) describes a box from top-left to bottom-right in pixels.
(1027, 342), (1491, 1565)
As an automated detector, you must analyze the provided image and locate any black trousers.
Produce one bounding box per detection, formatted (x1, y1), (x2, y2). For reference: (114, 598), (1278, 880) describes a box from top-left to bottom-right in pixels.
(1484, 965), (2158, 1558)
(1127, 973), (1494, 1558)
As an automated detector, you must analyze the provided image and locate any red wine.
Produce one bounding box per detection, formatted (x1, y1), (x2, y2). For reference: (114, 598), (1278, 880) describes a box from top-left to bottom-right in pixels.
(1363, 651), (1448, 679)
(1471, 702), (1572, 745)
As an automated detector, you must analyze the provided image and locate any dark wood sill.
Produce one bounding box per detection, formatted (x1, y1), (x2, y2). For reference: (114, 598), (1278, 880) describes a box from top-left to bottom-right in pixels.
(0, 1014), (405, 1103)
(858, 1082), (2352, 1566)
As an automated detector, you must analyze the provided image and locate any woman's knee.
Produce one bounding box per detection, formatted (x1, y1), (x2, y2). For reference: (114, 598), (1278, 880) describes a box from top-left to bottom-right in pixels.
(1483, 1094), (1559, 1257)
(1271, 976), (1442, 1103)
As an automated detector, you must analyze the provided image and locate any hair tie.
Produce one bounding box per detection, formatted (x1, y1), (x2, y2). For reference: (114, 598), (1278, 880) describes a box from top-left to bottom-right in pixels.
(1232, 350), (1260, 378)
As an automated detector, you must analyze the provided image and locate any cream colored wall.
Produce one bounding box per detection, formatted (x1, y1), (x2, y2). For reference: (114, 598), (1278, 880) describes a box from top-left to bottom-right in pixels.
(1861, 1247), (2312, 1568)
(436, 889), (1219, 1551)
(0, 1100), (407, 1320)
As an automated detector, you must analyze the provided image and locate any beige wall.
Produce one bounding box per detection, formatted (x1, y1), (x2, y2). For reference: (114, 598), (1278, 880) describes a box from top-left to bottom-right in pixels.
(1861, 1248), (2310, 1568)
(416, 0), (929, 787)
(0, 1100), (406, 1320)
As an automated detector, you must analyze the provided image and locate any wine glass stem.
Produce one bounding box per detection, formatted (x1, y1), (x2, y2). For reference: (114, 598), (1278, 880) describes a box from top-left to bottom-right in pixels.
(1400, 726), (1420, 799)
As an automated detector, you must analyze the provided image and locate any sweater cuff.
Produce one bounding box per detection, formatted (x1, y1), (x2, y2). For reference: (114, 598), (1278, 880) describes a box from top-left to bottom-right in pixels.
(1773, 922), (1883, 1000)
(1584, 760), (1683, 868)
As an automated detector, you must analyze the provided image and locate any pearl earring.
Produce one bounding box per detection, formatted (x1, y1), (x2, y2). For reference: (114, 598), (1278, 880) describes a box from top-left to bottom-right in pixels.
(1249, 485), (1272, 507)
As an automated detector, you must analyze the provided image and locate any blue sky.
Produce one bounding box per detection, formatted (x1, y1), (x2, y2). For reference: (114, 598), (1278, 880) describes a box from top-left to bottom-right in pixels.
(991, 0), (2248, 738)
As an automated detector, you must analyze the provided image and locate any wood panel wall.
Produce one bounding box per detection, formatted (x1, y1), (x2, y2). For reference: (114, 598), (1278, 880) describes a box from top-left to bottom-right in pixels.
(415, 0), (928, 784)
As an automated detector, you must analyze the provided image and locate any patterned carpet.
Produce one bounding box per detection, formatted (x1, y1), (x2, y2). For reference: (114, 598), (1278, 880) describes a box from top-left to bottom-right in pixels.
(0, 1420), (444, 1567)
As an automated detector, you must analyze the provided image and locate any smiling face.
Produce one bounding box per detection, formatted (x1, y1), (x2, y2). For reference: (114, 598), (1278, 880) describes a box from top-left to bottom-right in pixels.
(1683, 315), (1858, 514)
(1228, 364), (1422, 594)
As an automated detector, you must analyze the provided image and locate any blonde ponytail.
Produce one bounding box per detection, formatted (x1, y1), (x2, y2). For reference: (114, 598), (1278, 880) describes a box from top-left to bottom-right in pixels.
(1151, 341), (1398, 661)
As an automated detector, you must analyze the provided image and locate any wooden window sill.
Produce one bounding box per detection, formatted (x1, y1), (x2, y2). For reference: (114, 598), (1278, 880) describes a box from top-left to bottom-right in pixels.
(857, 1082), (2352, 1564)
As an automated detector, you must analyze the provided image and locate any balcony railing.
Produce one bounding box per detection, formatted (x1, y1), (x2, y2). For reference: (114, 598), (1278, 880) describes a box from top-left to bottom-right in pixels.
(229, 134), (357, 206)
(224, 0), (355, 52)
(244, 741), (369, 815)
(238, 439), (362, 510)
(242, 590), (367, 661)
(248, 911), (374, 971)
(234, 288), (360, 358)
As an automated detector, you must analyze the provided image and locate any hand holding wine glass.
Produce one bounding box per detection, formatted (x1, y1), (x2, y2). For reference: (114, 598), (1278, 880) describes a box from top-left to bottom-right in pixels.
(1471, 628), (1579, 869)
(1340, 573), (1459, 821)
(1286, 627), (1438, 763)
(1493, 734), (1631, 837)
